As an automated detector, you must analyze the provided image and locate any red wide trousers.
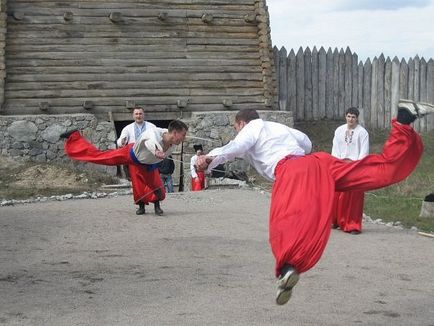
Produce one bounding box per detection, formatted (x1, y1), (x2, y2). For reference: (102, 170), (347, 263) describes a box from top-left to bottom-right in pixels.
(332, 190), (365, 233)
(191, 171), (206, 191)
(269, 120), (423, 276)
(64, 131), (165, 204)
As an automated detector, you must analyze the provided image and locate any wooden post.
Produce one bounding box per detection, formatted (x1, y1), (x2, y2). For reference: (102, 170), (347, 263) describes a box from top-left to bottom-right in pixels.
(304, 47), (312, 120)
(357, 61), (364, 113)
(344, 47), (352, 112)
(318, 47), (326, 119)
(338, 48), (345, 118)
(296, 47), (304, 120)
(426, 59), (434, 130)
(332, 48), (340, 119)
(0, 2), (6, 110)
(391, 57), (400, 122)
(384, 57), (392, 128)
(370, 57), (378, 128)
(377, 54), (385, 129)
(312, 46), (319, 119)
(419, 58), (427, 132)
(399, 58), (409, 99)
(363, 59), (372, 129)
(408, 58), (418, 130)
(351, 52), (358, 108)
(278, 47), (288, 111)
(326, 48), (334, 118)
(288, 49), (296, 115)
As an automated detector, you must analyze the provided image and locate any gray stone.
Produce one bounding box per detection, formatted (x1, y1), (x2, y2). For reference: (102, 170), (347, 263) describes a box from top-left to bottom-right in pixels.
(209, 129), (220, 139)
(9, 149), (22, 157)
(34, 153), (47, 162)
(29, 148), (43, 156)
(11, 142), (24, 149)
(42, 124), (65, 143)
(213, 115), (229, 126)
(420, 201), (434, 218)
(46, 150), (57, 160)
(7, 120), (38, 142)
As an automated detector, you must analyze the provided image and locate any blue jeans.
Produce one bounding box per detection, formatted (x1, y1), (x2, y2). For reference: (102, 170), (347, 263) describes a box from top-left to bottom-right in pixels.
(160, 174), (174, 193)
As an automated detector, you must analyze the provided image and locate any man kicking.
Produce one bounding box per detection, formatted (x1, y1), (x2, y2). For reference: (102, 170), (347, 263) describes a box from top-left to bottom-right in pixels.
(60, 120), (188, 216)
(196, 100), (434, 305)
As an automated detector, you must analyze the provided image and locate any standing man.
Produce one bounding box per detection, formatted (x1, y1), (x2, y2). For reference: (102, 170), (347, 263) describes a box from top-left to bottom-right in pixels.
(190, 144), (206, 191)
(60, 120), (188, 216)
(196, 101), (432, 306)
(158, 156), (175, 193)
(331, 107), (369, 234)
(117, 107), (157, 215)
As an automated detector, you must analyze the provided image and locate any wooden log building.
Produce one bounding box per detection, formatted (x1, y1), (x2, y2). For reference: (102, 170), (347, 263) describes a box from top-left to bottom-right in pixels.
(0, 0), (277, 125)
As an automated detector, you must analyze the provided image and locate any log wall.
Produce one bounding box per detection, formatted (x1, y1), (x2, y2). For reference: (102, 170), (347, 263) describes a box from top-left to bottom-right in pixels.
(1, 0), (276, 119)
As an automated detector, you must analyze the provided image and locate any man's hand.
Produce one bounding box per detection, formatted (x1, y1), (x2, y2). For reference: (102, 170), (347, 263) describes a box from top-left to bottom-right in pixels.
(120, 137), (127, 147)
(155, 149), (166, 159)
(196, 155), (213, 171)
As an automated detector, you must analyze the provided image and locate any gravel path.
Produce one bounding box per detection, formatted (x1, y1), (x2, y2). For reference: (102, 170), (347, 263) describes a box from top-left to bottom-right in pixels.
(1, 188), (433, 326)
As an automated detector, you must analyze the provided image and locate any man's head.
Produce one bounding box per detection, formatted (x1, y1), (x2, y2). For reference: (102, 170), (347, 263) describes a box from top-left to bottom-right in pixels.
(345, 107), (359, 129)
(234, 109), (260, 133)
(168, 120), (188, 145)
(193, 144), (204, 156)
(132, 107), (145, 124)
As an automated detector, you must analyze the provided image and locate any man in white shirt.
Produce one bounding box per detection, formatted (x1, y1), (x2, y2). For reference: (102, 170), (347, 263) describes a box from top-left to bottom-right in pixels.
(190, 144), (206, 191)
(61, 120), (188, 216)
(197, 102), (432, 306)
(331, 107), (369, 234)
(117, 107), (157, 215)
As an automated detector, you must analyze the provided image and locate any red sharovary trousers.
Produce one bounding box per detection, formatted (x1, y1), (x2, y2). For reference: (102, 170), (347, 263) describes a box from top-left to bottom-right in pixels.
(64, 131), (164, 204)
(269, 120), (423, 276)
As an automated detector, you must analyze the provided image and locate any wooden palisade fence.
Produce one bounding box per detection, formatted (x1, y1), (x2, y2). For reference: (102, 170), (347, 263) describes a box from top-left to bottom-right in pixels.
(274, 46), (434, 131)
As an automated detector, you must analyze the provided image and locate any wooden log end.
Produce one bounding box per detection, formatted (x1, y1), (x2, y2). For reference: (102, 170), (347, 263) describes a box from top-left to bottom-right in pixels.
(83, 101), (94, 110)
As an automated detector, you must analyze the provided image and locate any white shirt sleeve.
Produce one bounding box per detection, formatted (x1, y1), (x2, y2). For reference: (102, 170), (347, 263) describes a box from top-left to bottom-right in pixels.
(289, 128), (312, 154)
(331, 130), (340, 158)
(358, 129), (369, 159)
(206, 123), (258, 173)
(117, 125), (131, 147)
(190, 155), (198, 179)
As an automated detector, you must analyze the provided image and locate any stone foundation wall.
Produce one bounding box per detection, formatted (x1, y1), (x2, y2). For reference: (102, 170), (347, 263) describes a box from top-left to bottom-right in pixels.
(0, 110), (293, 179)
(0, 114), (117, 173)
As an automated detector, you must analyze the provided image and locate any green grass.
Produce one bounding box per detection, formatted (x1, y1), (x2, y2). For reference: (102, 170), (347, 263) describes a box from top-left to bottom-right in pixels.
(295, 120), (434, 233)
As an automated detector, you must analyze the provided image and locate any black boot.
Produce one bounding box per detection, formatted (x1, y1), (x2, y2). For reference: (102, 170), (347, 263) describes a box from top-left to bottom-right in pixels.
(154, 201), (164, 216)
(136, 202), (145, 215)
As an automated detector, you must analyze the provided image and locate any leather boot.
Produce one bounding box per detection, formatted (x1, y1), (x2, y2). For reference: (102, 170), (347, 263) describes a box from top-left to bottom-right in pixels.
(136, 202), (145, 215)
(154, 201), (164, 216)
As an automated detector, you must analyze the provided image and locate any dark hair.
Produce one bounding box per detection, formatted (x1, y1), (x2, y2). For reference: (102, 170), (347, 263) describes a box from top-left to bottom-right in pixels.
(345, 107), (359, 117)
(235, 109), (260, 123)
(133, 106), (144, 113)
(168, 120), (188, 132)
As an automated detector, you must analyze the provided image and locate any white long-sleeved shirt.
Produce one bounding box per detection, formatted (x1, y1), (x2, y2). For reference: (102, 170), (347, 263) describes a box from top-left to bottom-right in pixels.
(116, 121), (156, 147)
(190, 155), (199, 179)
(331, 124), (369, 160)
(206, 119), (312, 181)
(132, 127), (175, 165)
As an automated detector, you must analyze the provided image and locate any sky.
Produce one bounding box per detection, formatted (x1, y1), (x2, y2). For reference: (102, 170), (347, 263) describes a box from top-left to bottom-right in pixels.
(267, 0), (434, 62)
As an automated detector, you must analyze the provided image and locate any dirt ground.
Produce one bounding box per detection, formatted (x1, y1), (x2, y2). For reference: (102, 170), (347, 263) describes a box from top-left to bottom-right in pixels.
(0, 156), (118, 200)
(1, 189), (434, 326)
